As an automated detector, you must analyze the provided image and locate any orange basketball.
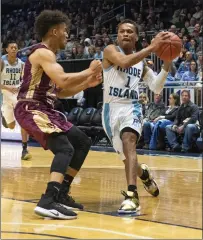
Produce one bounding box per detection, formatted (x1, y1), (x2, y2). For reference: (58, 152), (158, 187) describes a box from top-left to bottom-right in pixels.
(155, 32), (182, 62)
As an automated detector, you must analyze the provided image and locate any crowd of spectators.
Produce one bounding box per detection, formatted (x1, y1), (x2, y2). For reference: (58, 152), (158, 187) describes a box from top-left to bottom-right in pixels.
(1, 0), (203, 152)
(138, 90), (201, 153)
(2, 0), (202, 83)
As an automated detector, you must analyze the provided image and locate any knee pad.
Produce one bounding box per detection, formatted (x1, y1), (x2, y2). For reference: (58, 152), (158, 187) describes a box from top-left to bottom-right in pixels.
(48, 133), (75, 174)
(67, 126), (92, 152)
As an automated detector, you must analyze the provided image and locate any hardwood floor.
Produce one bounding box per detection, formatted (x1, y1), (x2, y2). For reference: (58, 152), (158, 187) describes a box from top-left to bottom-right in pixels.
(1, 143), (202, 239)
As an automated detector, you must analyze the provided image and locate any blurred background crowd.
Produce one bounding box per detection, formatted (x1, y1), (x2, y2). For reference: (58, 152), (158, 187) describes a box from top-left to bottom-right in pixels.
(1, 0), (202, 84)
(1, 0), (203, 152)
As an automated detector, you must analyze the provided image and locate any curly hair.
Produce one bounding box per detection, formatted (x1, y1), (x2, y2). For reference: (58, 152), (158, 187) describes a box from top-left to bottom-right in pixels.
(34, 10), (70, 39)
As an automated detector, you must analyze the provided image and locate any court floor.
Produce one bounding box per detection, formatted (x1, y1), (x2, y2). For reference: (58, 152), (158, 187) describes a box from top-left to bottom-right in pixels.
(1, 142), (202, 239)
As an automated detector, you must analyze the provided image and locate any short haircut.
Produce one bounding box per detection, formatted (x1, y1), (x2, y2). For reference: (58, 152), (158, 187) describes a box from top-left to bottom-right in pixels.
(34, 10), (70, 39)
(118, 19), (139, 35)
(6, 41), (18, 48)
(181, 90), (190, 98)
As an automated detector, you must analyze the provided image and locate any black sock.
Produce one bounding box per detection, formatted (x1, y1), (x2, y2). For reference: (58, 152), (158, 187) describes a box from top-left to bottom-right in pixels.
(60, 174), (74, 194)
(140, 169), (149, 180)
(128, 185), (137, 192)
(22, 142), (27, 150)
(128, 185), (139, 199)
(45, 181), (61, 197)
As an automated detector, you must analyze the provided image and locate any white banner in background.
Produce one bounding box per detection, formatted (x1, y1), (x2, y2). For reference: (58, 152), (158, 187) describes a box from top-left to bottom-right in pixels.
(1, 122), (21, 140)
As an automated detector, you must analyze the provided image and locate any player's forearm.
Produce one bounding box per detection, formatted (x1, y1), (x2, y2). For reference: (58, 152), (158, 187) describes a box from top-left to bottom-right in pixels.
(61, 68), (92, 89)
(57, 81), (88, 98)
(163, 62), (171, 72)
(122, 46), (153, 68)
(143, 68), (168, 94)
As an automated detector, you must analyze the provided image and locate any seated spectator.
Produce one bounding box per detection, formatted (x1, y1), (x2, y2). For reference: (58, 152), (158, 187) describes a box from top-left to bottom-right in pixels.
(181, 60), (199, 85)
(188, 17), (196, 35)
(192, 28), (201, 46)
(149, 93), (180, 150)
(166, 90), (200, 153)
(197, 51), (202, 74)
(75, 45), (88, 59)
(189, 38), (198, 55)
(71, 46), (78, 59)
(193, 4), (202, 20)
(175, 51), (193, 80)
(95, 38), (104, 50)
(142, 94), (165, 149)
(139, 92), (149, 116)
(180, 28), (189, 37)
(103, 37), (113, 47)
(94, 46), (103, 59)
(169, 25), (178, 34)
(87, 45), (96, 59)
(65, 34), (75, 54)
(171, 10), (180, 24)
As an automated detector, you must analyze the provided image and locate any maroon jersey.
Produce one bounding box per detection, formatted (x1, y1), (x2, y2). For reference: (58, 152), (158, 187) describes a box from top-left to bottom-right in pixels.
(17, 44), (58, 108)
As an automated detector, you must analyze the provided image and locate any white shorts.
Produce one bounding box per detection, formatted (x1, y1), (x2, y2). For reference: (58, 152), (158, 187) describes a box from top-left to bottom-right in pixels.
(1, 92), (18, 124)
(102, 102), (143, 160)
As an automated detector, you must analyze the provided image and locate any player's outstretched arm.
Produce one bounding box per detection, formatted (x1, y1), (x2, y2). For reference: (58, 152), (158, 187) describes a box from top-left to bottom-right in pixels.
(103, 32), (171, 69)
(31, 48), (102, 89)
(142, 61), (171, 94)
(57, 73), (102, 98)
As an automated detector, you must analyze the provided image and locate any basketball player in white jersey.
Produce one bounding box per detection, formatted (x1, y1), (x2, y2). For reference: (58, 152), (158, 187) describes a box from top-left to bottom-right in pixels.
(102, 19), (171, 213)
(1, 41), (32, 160)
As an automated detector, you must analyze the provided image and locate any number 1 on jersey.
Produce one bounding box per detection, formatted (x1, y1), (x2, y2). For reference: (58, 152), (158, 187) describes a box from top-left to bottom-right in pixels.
(125, 76), (131, 88)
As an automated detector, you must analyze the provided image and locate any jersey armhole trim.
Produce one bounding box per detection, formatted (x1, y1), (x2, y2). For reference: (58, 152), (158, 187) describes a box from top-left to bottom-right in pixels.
(103, 65), (114, 72)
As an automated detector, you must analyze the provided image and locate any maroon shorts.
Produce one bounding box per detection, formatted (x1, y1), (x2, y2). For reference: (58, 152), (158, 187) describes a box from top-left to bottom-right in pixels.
(14, 101), (73, 150)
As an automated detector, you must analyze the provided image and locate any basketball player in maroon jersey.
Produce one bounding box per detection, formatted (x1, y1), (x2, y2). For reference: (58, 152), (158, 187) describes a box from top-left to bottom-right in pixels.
(14, 10), (102, 219)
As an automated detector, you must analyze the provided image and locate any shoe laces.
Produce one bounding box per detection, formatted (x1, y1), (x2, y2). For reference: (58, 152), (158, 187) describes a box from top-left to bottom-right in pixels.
(121, 190), (132, 199)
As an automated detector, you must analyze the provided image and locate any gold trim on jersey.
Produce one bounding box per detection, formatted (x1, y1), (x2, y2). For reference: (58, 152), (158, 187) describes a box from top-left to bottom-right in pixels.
(26, 65), (43, 99)
(30, 109), (63, 134)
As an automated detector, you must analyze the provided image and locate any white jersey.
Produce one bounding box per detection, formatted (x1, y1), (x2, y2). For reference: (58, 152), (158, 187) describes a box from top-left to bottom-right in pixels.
(102, 46), (144, 160)
(1, 56), (23, 96)
(103, 46), (144, 104)
(1, 56), (23, 124)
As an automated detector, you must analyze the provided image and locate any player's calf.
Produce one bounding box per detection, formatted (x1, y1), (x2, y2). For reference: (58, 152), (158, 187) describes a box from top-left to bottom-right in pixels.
(7, 121), (15, 129)
(58, 127), (91, 210)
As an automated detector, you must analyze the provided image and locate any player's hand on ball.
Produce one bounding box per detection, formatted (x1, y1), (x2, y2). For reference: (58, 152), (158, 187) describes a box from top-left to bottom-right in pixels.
(87, 73), (103, 88)
(150, 32), (171, 52)
(89, 60), (102, 75)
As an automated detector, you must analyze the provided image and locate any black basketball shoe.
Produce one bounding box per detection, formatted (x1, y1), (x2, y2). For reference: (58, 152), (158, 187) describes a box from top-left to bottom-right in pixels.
(58, 186), (84, 210)
(58, 193), (84, 210)
(21, 149), (32, 160)
(34, 194), (77, 220)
